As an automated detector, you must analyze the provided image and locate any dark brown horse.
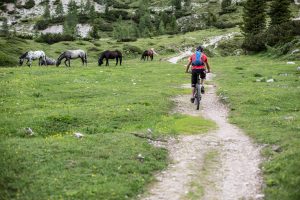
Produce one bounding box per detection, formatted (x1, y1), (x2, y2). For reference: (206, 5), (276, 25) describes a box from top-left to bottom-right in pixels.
(141, 50), (154, 61)
(98, 50), (122, 66)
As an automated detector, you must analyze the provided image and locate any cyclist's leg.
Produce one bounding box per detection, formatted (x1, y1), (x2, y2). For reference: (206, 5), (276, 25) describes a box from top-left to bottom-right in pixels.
(200, 69), (206, 94)
(191, 70), (198, 103)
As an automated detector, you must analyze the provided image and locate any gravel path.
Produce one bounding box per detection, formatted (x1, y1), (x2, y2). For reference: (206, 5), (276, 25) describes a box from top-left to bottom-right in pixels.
(140, 74), (263, 200)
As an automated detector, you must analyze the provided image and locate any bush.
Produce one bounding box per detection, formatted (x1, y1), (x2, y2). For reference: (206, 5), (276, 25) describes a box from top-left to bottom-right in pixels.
(242, 33), (266, 52)
(34, 20), (50, 30)
(23, 0), (35, 9)
(123, 44), (143, 54)
(35, 33), (75, 44)
(218, 36), (244, 56)
(0, 51), (17, 67)
(213, 21), (238, 29)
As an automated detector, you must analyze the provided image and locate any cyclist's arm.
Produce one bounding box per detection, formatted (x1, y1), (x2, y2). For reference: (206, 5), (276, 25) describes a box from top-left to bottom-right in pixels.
(185, 60), (192, 73)
(205, 61), (211, 73)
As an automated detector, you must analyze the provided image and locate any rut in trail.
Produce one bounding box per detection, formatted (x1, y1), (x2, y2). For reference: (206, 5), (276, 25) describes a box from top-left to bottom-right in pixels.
(140, 74), (263, 200)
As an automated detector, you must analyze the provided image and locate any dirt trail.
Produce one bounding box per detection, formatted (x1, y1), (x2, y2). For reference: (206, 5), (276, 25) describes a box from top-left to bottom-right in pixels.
(141, 74), (263, 200)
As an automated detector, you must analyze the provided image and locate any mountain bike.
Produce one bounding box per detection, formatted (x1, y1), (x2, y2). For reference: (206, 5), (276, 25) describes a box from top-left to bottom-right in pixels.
(194, 73), (202, 110)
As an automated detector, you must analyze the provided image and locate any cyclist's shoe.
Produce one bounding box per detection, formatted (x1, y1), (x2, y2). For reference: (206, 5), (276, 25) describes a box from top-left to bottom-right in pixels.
(190, 97), (195, 103)
(201, 86), (205, 94)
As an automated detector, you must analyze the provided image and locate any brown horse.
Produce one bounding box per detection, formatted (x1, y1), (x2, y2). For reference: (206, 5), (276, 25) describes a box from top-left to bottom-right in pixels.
(98, 50), (122, 66)
(141, 50), (154, 61)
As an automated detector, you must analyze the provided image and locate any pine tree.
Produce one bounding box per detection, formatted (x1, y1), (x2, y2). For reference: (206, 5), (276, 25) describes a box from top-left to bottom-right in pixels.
(63, 0), (78, 36)
(221, 0), (232, 10)
(184, 0), (191, 8)
(84, 0), (91, 15)
(172, 0), (182, 10)
(158, 20), (165, 35)
(55, 0), (64, 17)
(89, 3), (96, 23)
(269, 0), (291, 26)
(43, 3), (51, 19)
(170, 15), (178, 33)
(1, 17), (9, 37)
(241, 0), (267, 51)
(267, 0), (292, 46)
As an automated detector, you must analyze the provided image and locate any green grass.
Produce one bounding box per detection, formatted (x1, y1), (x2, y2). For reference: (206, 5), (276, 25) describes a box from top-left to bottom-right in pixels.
(212, 55), (300, 200)
(0, 57), (215, 199)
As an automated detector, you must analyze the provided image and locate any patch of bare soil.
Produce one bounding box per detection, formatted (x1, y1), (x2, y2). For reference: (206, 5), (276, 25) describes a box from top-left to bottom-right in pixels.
(140, 74), (263, 200)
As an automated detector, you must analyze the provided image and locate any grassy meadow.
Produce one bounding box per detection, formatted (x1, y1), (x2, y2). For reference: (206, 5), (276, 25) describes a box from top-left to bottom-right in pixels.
(0, 31), (300, 200)
(0, 57), (215, 199)
(210, 55), (300, 200)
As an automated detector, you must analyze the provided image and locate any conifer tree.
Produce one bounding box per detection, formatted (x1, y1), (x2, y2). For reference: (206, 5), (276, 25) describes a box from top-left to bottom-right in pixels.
(1, 17), (9, 37)
(84, 0), (91, 15)
(172, 0), (182, 10)
(241, 0), (267, 51)
(63, 0), (78, 36)
(267, 0), (292, 45)
(184, 0), (191, 8)
(269, 0), (291, 26)
(55, 0), (64, 17)
(158, 20), (165, 35)
(43, 3), (51, 19)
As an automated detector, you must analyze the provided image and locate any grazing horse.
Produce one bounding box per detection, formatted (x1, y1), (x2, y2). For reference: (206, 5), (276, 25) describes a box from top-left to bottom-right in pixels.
(141, 50), (154, 61)
(19, 51), (47, 67)
(56, 50), (87, 67)
(98, 50), (122, 66)
(40, 57), (56, 66)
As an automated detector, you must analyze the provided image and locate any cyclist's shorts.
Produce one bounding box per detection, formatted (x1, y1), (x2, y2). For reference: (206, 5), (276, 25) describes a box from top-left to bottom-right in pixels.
(191, 68), (206, 87)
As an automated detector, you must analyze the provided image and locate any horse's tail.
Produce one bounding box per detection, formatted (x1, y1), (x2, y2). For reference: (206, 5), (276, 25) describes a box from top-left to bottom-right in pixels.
(119, 53), (122, 66)
(85, 52), (87, 65)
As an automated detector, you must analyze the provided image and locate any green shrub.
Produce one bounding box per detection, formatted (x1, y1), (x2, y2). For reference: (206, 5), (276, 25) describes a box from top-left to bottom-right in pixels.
(0, 51), (17, 67)
(34, 20), (50, 30)
(218, 36), (244, 56)
(213, 21), (238, 29)
(123, 44), (143, 54)
(23, 0), (35, 9)
(35, 33), (75, 44)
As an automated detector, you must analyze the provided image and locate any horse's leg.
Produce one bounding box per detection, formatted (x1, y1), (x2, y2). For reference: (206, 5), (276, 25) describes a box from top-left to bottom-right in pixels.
(26, 59), (30, 66)
(81, 57), (84, 66)
(116, 57), (118, 66)
(106, 58), (109, 66)
(120, 56), (122, 66)
(68, 59), (71, 67)
(29, 59), (32, 67)
(64, 59), (68, 67)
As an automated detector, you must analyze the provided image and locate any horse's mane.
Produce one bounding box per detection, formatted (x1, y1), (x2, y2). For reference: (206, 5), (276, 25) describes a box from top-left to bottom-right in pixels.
(57, 52), (66, 61)
(19, 52), (28, 59)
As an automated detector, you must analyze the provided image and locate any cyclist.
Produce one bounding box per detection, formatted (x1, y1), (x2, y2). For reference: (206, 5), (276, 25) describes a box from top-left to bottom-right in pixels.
(185, 45), (211, 103)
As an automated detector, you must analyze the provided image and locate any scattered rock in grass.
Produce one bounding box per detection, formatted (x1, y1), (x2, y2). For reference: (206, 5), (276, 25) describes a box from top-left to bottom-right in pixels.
(266, 79), (274, 83)
(25, 127), (34, 136)
(291, 49), (300, 54)
(137, 153), (145, 162)
(275, 107), (281, 111)
(297, 67), (300, 71)
(255, 194), (265, 200)
(287, 61), (295, 64)
(272, 145), (282, 153)
(279, 73), (289, 76)
(255, 78), (266, 82)
(74, 132), (84, 139)
(284, 116), (295, 121)
(147, 128), (153, 135)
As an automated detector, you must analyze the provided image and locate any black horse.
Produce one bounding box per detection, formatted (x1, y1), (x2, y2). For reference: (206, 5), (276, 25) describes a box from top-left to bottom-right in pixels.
(141, 50), (154, 61)
(98, 50), (122, 66)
